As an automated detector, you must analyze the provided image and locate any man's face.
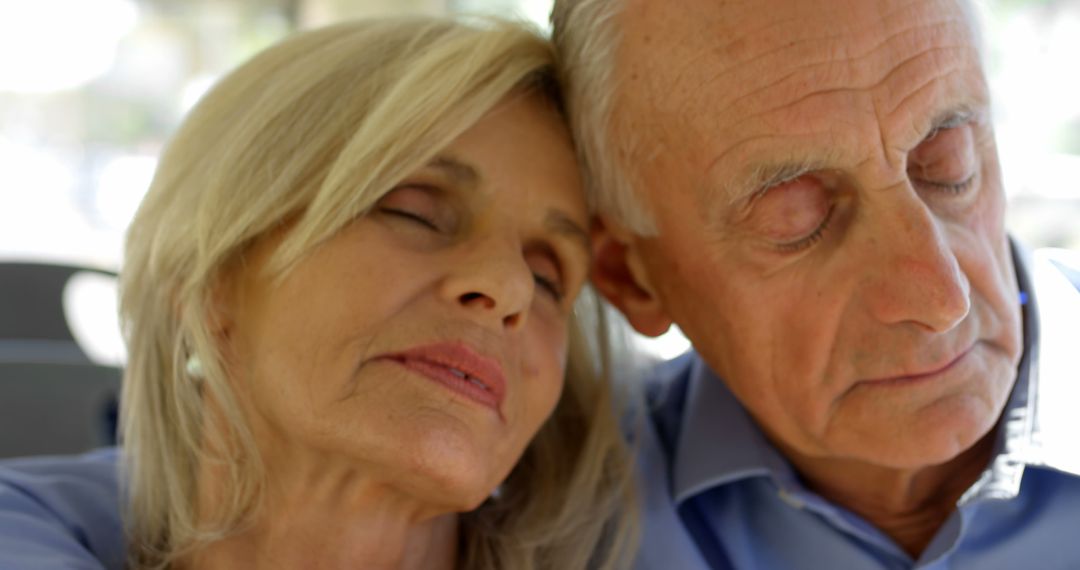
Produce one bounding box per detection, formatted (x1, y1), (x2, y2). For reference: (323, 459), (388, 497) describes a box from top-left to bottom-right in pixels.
(608, 0), (1023, 469)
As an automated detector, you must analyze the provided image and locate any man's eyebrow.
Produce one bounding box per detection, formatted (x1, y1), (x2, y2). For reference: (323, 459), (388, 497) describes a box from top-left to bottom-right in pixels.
(426, 155), (479, 186)
(710, 107), (986, 210)
(720, 156), (833, 210)
(924, 105), (983, 139)
(545, 210), (590, 254)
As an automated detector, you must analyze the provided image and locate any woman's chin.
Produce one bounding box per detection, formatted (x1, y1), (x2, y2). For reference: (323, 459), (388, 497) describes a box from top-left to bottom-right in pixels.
(400, 460), (501, 514)
(389, 434), (513, 513)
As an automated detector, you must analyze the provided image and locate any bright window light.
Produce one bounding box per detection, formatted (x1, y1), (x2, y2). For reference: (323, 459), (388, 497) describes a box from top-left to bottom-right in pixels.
(0, 0), (138, 93)
(94, 154), (157, 231)
(63, 270), (125, 366)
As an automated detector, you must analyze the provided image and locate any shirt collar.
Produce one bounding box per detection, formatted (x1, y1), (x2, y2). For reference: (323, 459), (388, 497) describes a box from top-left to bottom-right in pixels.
(672, 241), (1080, 506)
(672, 356), (797, 504)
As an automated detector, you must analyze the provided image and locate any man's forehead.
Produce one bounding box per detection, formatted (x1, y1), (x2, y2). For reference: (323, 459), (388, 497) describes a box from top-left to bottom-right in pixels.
(613, 0), (986, 192)
(616, 0), (980, 108)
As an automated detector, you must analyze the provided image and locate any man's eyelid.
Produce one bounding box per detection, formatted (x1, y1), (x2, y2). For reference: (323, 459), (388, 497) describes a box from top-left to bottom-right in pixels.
(909, 135), (978, 186)
(735, 165), (820, 215)
(914, 172), (978, 194)
(773, 204), (836, 253)
(749, 174), (836, 251)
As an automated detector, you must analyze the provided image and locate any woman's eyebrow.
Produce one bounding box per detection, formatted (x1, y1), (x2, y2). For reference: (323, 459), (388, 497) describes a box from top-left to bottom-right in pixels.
(545, 210), (589, 254)
(427, 155), (479, 186)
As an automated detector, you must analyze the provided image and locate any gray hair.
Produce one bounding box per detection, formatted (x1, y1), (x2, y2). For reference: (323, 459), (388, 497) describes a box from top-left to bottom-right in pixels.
(551, 0), (657, 235)
(551, 0), (989, 237)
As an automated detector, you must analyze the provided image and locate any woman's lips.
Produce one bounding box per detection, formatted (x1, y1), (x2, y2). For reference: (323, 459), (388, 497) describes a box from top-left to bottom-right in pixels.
(377, 342), (507, 420)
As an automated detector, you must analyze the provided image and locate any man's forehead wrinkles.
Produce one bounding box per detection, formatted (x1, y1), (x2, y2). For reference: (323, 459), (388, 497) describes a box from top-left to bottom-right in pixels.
(872, 46), (985, 151)
(619, 0), (989, 204)
(677, 31), (978, 170)
(725, 21), (963, 108)
(666, 53), (728, 117)
(660, 18), (969, 134)
(876, 55), (971, 139)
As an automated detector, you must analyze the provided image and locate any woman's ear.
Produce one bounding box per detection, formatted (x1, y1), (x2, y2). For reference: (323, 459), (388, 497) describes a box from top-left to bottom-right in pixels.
(590, 217), (673, 337)
(205, 267), (238, 348)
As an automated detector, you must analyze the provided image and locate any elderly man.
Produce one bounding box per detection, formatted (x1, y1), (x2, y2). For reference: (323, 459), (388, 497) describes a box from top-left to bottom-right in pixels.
(552, 0), (1080, 568)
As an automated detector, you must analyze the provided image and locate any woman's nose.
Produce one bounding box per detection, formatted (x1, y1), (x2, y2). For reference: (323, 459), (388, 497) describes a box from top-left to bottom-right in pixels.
(438, 237), (533, 331)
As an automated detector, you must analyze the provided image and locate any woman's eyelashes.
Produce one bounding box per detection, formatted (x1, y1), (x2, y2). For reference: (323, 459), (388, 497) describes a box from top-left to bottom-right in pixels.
(382, 207), (439, 230)
(533, 274), (564, 301)
(377, 185), (446, 232)
(527, 251), (566, 302)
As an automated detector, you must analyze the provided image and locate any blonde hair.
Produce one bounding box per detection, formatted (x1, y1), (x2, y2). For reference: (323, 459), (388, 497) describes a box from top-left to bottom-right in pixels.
(119, 16), (635, 569)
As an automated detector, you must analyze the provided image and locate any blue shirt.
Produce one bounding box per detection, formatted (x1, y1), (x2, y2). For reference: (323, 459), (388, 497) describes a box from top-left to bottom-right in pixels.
(634, 247), (1080, 570)
(0, 448), (123, 569)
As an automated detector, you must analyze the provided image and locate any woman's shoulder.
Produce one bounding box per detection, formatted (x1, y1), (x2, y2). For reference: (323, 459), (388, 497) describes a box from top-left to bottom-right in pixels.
(0, 447), (125, 570)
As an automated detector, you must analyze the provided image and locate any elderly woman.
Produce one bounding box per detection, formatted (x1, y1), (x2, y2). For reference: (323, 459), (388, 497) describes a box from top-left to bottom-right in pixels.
(0, 16), (635, 570)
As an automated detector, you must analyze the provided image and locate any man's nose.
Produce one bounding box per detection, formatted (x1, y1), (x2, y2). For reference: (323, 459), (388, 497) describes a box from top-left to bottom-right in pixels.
(861, 192), (971, 333)
(438, 236), (533, 331)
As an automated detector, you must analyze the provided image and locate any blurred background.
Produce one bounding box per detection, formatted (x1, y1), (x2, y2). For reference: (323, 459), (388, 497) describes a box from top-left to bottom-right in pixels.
(0, 0), (1077, 367)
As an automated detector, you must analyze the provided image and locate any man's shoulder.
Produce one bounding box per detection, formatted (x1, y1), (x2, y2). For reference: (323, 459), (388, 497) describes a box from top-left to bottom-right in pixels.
(0, 448), (125, 569)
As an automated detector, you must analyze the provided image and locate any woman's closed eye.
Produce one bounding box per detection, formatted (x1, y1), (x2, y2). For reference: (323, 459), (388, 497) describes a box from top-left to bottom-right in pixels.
(526, 250), (565, 302)
(376, 186), (447, 232)
(534, 273), (563, 301)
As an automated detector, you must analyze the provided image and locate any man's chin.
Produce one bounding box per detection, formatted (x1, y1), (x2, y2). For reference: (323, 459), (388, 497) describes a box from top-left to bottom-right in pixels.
(826, 369), (1013, 470)
(835, 408), (1001, 472)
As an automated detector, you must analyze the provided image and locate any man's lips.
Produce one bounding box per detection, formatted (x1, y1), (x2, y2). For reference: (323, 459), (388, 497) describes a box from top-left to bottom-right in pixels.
(862, 344), (977, 387)
(376, 342), (507, 419)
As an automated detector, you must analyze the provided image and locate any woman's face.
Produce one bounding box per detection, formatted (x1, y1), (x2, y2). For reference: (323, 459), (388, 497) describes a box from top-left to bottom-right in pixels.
(217, 93), (588, 510)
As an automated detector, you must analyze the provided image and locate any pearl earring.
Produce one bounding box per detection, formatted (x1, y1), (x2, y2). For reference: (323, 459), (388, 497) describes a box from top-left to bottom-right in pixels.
(185, 355), (204, 378)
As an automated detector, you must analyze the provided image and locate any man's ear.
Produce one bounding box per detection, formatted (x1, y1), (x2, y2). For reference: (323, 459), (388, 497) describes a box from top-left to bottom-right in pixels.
(590, 217), (673, 337)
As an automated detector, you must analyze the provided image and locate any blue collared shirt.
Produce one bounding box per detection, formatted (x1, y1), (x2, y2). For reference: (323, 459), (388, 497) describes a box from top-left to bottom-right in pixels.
(0, 447), (123, 569)
(634, 247), (1080, 570)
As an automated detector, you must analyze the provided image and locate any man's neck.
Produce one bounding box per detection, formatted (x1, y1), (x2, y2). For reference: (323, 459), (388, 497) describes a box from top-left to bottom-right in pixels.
(779, 429), (997, 558)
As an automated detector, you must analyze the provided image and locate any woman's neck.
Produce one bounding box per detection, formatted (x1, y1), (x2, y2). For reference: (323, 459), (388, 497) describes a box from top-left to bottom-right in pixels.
(180, 509), (459, 570)
(179, 453), (460, 570)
